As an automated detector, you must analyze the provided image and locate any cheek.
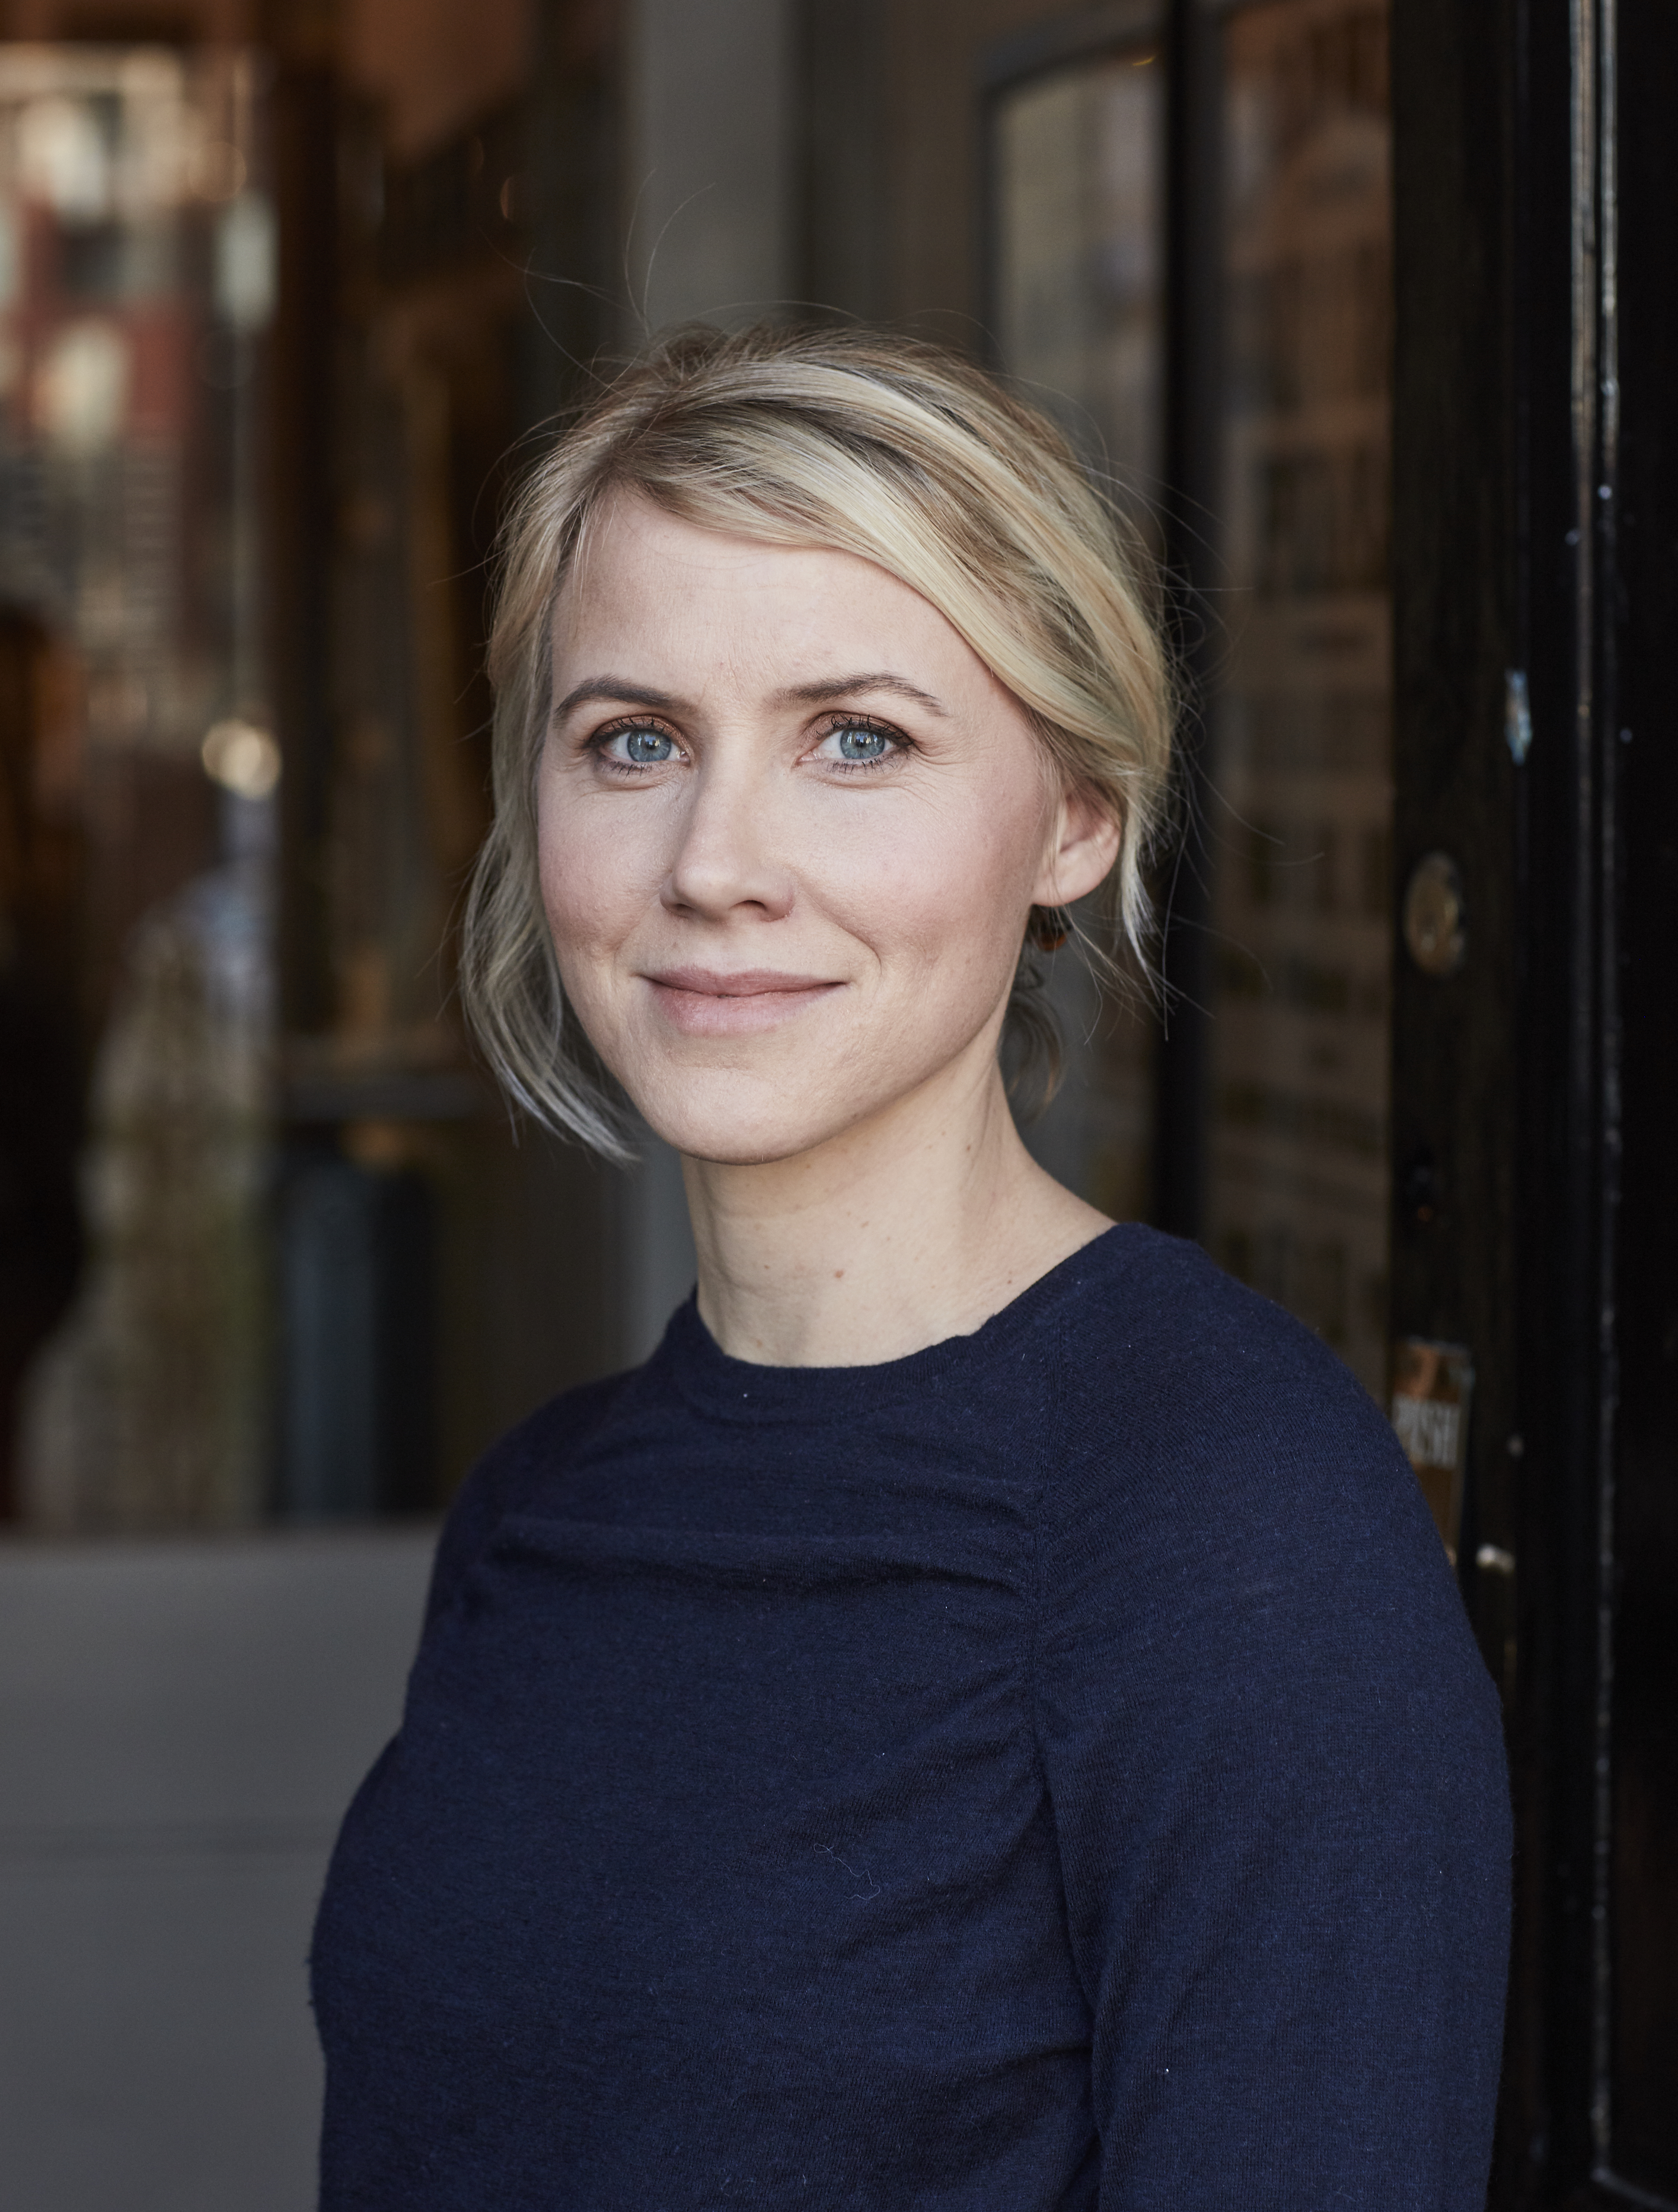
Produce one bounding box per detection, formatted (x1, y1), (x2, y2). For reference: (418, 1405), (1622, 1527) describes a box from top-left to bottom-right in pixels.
(813, 780), (1042, 990)
(535, 786), (656, 969)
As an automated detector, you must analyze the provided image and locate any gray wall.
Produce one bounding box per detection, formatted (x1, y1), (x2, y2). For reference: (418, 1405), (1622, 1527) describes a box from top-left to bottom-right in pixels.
(623, 0), (796, 333)
(0, 1531), (432, 2212)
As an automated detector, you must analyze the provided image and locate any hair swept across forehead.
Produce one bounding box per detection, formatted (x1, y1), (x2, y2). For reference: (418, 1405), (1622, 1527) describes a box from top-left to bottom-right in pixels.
(461, 322), (1175, 1159)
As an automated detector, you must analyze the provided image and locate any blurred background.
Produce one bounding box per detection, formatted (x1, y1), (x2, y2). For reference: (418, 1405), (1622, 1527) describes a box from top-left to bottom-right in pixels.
(0, 0), (1671, 2207)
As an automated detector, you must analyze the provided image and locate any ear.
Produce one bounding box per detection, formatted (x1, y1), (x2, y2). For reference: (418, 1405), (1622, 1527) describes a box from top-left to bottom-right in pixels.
(1031, 783), (1122, 909)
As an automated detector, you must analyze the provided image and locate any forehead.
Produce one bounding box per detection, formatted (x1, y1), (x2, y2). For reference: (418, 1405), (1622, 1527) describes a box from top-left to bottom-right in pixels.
(550, 492), (985, 687)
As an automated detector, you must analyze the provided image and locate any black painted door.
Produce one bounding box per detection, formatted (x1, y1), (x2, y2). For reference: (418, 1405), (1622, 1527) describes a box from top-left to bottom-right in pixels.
(1392, 0), (1678, 2203)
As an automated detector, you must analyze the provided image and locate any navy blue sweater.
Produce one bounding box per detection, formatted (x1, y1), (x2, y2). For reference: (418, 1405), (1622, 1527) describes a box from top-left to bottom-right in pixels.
(312, 1224), (1510, 2209)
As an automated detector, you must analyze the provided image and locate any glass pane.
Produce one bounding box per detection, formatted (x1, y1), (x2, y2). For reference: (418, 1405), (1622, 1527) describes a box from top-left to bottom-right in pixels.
(0, 49), (276, 1527)
(990, 42), (1163, 1221)
(1205, 0), (1392, 1396)
(994, 44), (1164, 525)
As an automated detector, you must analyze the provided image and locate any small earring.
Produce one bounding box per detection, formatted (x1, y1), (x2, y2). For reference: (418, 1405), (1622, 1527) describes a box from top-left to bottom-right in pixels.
(1027, 905), (1070, 953)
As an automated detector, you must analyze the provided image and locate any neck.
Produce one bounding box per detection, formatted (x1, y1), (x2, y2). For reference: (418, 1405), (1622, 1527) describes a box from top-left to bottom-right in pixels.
(683, 1043), (1110, 1367)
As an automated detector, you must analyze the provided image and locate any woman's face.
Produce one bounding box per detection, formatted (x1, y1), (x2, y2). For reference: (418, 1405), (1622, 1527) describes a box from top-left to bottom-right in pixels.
(538, 493), (1117, 1166)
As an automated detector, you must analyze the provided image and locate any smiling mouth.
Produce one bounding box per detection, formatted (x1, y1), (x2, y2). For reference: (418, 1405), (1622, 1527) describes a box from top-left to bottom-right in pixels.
(647, 968), (837, 997)
(642, 967), (842, 1036)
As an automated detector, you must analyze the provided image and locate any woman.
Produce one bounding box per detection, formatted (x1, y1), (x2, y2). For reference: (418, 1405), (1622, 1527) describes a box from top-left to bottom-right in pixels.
(312, 325), (1510, 2209)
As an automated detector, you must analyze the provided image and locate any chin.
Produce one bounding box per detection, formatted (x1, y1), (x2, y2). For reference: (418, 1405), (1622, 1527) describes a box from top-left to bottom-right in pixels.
(644, 1106), (842, 1169)
(632, 1069), (877, 1169)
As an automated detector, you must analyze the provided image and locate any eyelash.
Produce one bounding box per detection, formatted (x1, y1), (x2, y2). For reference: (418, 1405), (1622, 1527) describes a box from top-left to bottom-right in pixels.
(585, 716), (685, 775)
(582, 711), (911, 776)
(815, 713), (908, 774)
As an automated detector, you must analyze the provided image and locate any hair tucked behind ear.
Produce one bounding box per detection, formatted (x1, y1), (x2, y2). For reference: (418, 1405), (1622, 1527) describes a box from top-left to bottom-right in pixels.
(459, 323), (1175, 1158)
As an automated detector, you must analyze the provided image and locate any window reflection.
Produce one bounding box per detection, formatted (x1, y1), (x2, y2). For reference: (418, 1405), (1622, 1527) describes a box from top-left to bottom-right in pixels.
(0, 50), (275, 1526)
(991, 40), (1163, 1222)
(994, 46), (1163, 526)
(988, 4), (1393, 1391)
(1206, 0), (1393, 1396)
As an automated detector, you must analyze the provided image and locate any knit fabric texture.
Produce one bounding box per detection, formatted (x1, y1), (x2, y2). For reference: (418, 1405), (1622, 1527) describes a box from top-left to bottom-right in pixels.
(312, 1223), (1511, 2209)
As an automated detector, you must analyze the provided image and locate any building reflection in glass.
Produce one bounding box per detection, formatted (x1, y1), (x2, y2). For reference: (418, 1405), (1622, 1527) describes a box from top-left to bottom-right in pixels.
(1205, 0), (1393, 1399)
(0, 49), (277, 1525)
(990, 39), (1163, 1223)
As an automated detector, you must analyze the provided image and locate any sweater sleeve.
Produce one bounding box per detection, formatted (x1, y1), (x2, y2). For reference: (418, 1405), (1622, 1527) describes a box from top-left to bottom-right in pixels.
(1031, 1252), (1510, 2210)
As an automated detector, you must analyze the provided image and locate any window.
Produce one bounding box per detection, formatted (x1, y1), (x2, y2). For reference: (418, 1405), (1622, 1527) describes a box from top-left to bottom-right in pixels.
(988, 0), (1393, 1397)
(0, 49), (275, 1525)
(1205, 0), (1392, 1396)
(989, 30), (1164, 1224)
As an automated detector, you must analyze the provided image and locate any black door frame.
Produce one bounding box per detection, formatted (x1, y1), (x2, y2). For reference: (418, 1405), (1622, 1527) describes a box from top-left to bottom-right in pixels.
(1395, 0), (1678, 2203)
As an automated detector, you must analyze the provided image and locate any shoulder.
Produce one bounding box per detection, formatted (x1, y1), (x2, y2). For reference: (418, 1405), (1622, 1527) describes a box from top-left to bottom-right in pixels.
(422, 1369), (634, 1627)
(1031, 1224), (1497, 1740)
(1041, 1222), (1408, 1515)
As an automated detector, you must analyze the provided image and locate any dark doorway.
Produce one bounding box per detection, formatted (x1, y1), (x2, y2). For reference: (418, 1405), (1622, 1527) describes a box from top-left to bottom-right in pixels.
(0, 609), (85, 1515)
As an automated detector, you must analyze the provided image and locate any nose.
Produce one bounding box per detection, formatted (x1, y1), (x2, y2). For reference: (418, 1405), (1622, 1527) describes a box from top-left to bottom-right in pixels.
(662, 748), (796, 923)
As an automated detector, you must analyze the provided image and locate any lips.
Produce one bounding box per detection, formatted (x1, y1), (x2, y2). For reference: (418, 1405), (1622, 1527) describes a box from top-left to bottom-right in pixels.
(646, 967), (834, 997)
(641, 966), (841, 1036)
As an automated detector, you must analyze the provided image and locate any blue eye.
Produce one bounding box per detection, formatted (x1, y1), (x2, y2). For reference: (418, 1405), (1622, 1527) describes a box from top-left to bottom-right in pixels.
(612, 726), (674, 765)
(831, 724), (892, 764)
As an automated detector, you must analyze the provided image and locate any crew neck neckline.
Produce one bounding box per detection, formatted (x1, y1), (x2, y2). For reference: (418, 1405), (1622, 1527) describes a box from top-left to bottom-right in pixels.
(652, 1222), (1132, 1426)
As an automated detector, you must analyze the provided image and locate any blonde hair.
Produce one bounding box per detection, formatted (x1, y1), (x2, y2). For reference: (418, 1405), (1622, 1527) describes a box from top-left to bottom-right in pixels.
(460, 323), (1173, 1158)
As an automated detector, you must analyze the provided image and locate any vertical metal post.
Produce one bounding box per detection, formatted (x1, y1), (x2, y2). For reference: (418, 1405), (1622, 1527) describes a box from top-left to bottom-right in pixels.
(1152, 0), (1223, 1240)
(1576, 0), (1622, 2183)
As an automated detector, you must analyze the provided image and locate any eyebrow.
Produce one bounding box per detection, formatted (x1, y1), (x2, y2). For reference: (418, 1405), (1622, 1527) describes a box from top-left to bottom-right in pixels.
(550, 671), (951, 723)
(552, 678), (682, 722)
(773, 672), (950, 717)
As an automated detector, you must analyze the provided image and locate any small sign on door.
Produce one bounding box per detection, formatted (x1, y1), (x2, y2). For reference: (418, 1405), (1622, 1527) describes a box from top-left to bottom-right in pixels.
(1390, 1339), (1475, 1563)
